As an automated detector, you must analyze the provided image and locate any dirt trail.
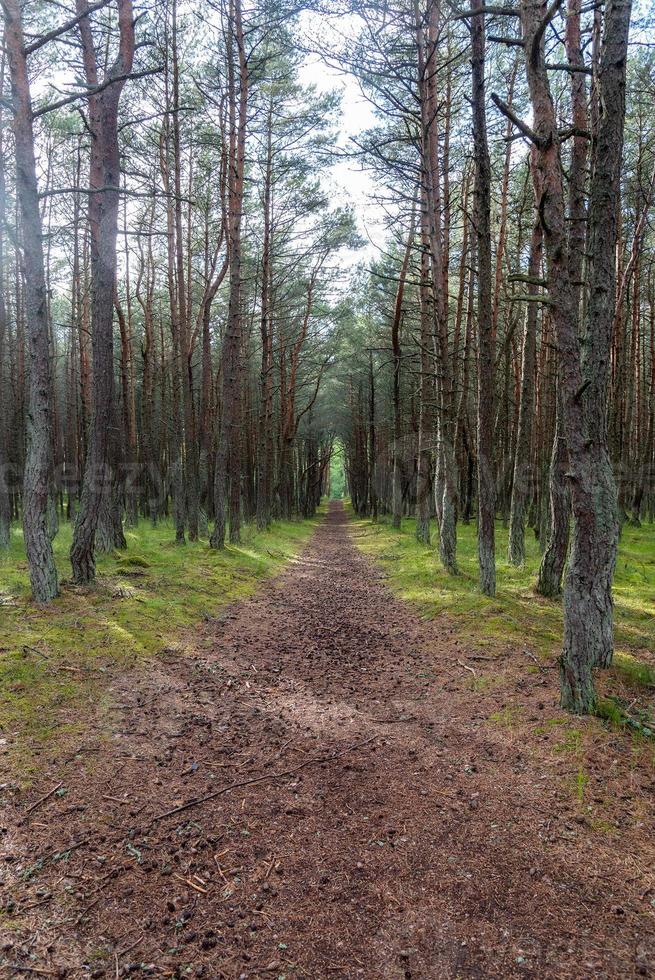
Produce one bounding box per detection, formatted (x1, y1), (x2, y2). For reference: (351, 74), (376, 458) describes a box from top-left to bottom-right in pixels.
(3, 502), (655, 979)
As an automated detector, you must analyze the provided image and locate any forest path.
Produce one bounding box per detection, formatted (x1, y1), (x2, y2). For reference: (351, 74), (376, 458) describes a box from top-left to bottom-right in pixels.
(3, 501), (654, 979)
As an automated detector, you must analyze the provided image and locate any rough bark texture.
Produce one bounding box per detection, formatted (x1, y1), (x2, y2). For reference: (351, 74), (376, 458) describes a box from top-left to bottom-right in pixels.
(0, 67), (10, 550)
(519, 0), (631, 713)
(416, 193), (432, 545)
(579, 0), (629, 668)
(390, 222), (414, 531)
(256, 101), (274, 532)
(3, 0), (59, 600)
(471, 0), (495, 596)
(537, 382), (571, 596)
(70, 0), (135, 583)
(417, 0), (458, 573)
(212, 0), (247, 549)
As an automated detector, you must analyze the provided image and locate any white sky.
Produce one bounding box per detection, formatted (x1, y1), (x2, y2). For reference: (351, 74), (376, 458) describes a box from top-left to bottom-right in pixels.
(297, 12), (387, 265)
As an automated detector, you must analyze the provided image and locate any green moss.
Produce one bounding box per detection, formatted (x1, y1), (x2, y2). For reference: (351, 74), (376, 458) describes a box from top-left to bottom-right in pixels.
(596, 697), (627, 728)
(0, 514), (318, 774)
(596, 695), (655, 739)
(349, 507), (655, 680)
(489, 705), (521, 728)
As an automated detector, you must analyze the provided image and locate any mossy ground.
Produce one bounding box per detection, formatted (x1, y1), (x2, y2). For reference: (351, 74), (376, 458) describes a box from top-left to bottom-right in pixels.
(0, 514), (318, 776)
(348, 508), (655, 694)
(349, 508), (655, 820)
(346, 510), (655, 664)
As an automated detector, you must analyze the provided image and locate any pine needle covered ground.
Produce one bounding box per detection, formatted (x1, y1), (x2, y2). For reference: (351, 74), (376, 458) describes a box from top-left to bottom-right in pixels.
(0, 516), (319, 778)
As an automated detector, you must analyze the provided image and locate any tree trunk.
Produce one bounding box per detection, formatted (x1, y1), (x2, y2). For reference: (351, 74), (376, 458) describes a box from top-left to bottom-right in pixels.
(70, 0), (135, 583)
(508, 220), (542, 565)
(211, 0), (247, 549)
(391, 216), (414, 530)
(3, 0), (59, 600)
(0, 54), (11, 550)
(417, 0), (458, 573)
(537, 381), (571, 596)
(578, 0), (630, 669)
(518, 0), (630, 712)
(416, 189), (432, 545)
(471, 0), (495, 596)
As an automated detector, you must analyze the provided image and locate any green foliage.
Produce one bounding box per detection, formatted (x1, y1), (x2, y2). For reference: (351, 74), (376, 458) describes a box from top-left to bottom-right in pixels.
(0, 516), (317, 775)
(330, 441), (346, 499)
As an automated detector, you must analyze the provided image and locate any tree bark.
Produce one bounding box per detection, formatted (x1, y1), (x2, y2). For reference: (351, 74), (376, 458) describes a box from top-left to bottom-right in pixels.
(471, 0), (495, 596)
(416, 193), (432, 545)
(416, 0), (458, 572)
(518, 0), (630, 712)
(2, 0), (59, 600)
(212, 0), (247, 548)
(579, 0), (630, 669)
(70, 0), (135, 583)
(0, 52), (11, 550)
(508, 218), (541, 565)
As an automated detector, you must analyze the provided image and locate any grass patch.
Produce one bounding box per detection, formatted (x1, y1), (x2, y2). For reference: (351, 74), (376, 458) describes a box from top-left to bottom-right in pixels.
(348, 509), (655, 678)
(0, 513), (318, 774)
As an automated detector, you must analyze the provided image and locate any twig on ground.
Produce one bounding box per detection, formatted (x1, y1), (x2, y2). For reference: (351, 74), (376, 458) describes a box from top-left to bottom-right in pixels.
(152, 736), (378, 823)
(523, 648), (546, 671)
(8, 966), (55, 976)
(23, 782), (63, 818)
(22, 644), (49, 660)
(456, 659), (477, 677)
(173, 872), (209, 894)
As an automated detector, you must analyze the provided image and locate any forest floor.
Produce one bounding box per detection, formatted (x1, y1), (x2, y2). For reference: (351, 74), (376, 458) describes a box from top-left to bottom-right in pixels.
(2, 501), (655, 979)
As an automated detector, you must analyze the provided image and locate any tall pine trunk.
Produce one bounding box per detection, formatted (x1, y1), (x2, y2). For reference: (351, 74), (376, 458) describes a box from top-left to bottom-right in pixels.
(70, 0), (135, 583)
(471, 0), (495, 596)
(3, 0), (58, 600)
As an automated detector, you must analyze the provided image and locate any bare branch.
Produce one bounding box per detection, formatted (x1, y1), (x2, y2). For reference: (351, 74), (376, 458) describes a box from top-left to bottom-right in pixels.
(23, 0), (112, 54)
(490, 91), (546, 147)
(32, 67), (161, 118)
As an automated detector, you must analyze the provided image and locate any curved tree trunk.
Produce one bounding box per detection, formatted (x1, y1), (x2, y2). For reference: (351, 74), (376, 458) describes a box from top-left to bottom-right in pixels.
(536, 383), (571, 596)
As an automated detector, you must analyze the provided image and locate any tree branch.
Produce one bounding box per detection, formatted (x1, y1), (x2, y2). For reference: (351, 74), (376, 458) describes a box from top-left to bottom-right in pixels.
(32, 67), (160, 118)
(23, 0), (112, 54)
(491, 91), (546, 147)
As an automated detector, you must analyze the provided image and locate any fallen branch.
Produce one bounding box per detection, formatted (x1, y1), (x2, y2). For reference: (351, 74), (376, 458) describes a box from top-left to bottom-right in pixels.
(456, 659), (477, 677)
(173, 872), (209, 894)
(523, 649), (545, 671)
(23, 782), (63, 818)
(152, 736), (378, 823)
